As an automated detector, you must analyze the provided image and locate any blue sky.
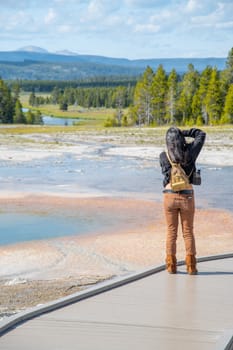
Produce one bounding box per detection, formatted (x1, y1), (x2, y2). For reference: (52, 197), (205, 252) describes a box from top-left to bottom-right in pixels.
(0, 0), (232, 59)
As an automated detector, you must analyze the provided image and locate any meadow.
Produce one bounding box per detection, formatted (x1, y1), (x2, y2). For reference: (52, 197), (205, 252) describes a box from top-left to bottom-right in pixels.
(6, 92), (227, 145)
(20, 92), (115, 128)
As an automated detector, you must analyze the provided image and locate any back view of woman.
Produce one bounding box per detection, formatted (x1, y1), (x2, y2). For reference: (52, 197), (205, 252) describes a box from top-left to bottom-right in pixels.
(160, 127), (206, 274)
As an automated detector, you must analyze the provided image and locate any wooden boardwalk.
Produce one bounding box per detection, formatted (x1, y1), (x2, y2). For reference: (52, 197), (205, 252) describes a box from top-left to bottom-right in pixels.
(0, 254), (233, 350)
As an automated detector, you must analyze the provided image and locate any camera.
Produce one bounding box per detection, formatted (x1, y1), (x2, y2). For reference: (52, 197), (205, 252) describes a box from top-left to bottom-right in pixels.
(192, 169), (201, 185)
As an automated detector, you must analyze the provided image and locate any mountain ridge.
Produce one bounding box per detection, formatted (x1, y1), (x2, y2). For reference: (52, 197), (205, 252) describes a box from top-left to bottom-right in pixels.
(17, 46), (49, 54)
(0, 48), (227, 80)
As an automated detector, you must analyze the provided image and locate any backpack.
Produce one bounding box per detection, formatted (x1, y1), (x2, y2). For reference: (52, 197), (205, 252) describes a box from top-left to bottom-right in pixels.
(166, 152), (190, 192)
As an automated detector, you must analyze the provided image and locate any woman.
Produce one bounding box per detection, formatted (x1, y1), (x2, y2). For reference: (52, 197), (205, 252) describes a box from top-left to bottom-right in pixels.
(160, 127), (206, 274)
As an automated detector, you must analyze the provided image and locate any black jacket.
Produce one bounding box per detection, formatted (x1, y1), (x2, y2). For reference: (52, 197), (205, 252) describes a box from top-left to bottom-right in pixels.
(159, 128), (206, 187)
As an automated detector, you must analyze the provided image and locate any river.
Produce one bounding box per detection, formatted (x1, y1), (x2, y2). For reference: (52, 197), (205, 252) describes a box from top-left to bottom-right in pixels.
(22, 108), (80, 125)
(42, 115), (81, 126)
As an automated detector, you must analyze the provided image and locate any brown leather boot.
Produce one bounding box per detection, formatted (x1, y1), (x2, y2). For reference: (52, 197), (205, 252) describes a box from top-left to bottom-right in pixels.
(186, 255), (198, 275)
(166, 255), (177, 274)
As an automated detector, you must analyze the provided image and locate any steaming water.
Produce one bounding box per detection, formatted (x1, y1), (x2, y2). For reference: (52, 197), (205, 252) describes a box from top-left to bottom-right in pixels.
(0, 143), (232, 246)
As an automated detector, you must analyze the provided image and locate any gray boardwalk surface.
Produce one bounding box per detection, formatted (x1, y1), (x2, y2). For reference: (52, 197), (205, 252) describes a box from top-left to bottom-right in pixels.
(0, 255), (233, 350)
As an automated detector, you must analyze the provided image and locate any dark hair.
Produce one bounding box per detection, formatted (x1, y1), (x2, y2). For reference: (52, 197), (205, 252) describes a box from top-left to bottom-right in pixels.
(166, 127), (187, 164)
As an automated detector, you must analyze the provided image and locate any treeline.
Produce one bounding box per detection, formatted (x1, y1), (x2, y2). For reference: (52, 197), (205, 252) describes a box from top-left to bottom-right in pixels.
(29, 48), (233, 127)
(0, 78), (43, 124)
(29, 85), (135, 110)
(13, 76), (138, 92)
(130, 48), (233, 126)
(1, 48), (233, 126)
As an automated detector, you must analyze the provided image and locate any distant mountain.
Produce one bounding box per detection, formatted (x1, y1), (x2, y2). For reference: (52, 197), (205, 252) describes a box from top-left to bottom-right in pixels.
(17, 46), (49, 54)
(0, 48), (227, 80)
(55, 50), (78, 56)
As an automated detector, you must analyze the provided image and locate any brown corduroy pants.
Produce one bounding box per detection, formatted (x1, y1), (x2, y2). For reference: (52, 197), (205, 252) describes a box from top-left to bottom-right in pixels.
(163, 192), (196, 255)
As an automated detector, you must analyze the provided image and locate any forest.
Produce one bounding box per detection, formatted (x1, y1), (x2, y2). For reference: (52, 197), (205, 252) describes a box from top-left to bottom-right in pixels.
(0, 79), (43, 124)
(1, 48), (233, 127)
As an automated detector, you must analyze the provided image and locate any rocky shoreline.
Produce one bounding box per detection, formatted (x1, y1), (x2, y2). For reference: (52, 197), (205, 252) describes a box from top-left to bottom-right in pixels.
(0, 275), (111, 319)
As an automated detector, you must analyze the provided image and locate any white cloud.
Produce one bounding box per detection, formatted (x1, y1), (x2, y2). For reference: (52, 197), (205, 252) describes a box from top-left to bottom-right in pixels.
(134, 23), (160, 33)
(190, 1), (233, 29)
(0, 0), (31, 8)
(2, 10), (36, 32)
(150, 9), (172, 22)
(0, 0), (232, 58)
(4, 11), (25, 30)
(185, 0), (204, 13)
(79, 0), (122, 32)
(104, 15), (123, 27)
(58, 25), (73, 33)
(80, 0), (108, 23)
(87, 0), (104, 18)
(44, 8), (57, 24)
(216, 21), (233, 29)
(86, 0), (119, 18)
(125, 0), (162, 7)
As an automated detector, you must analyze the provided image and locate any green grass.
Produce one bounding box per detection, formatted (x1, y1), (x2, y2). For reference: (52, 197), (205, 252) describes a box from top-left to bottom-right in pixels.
(0, 125), (78, 134)
(19, 93), (233, 134)
(0, 92), (230, 143)
(20, 92), (115, 128)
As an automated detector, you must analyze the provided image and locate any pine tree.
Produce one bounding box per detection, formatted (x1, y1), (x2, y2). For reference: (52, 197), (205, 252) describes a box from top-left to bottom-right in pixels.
(13, 99), (26, 123)
(34, 110), (43, 125)
(29, 91), (36, 106)
(0, 78), (14, 123)
(60, 100), (68, 111)
(192, 66), (212, 124)
(191, 92), (201, 124)
(25, 110), (35, 124)
(225, 47), (233, 84)
(112, 87), (126, 125)
(134, 66), (154, 126)
(51, 87), (61, 104)
(219, 48), (233, 101)
(11, 82), (21, 102)
(151, 64), (167, 125)
(221, 84), (233, 124)
(166, 69), (178, 124)
(205, 68), (222, 125)
(177, 64), (199, 125)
